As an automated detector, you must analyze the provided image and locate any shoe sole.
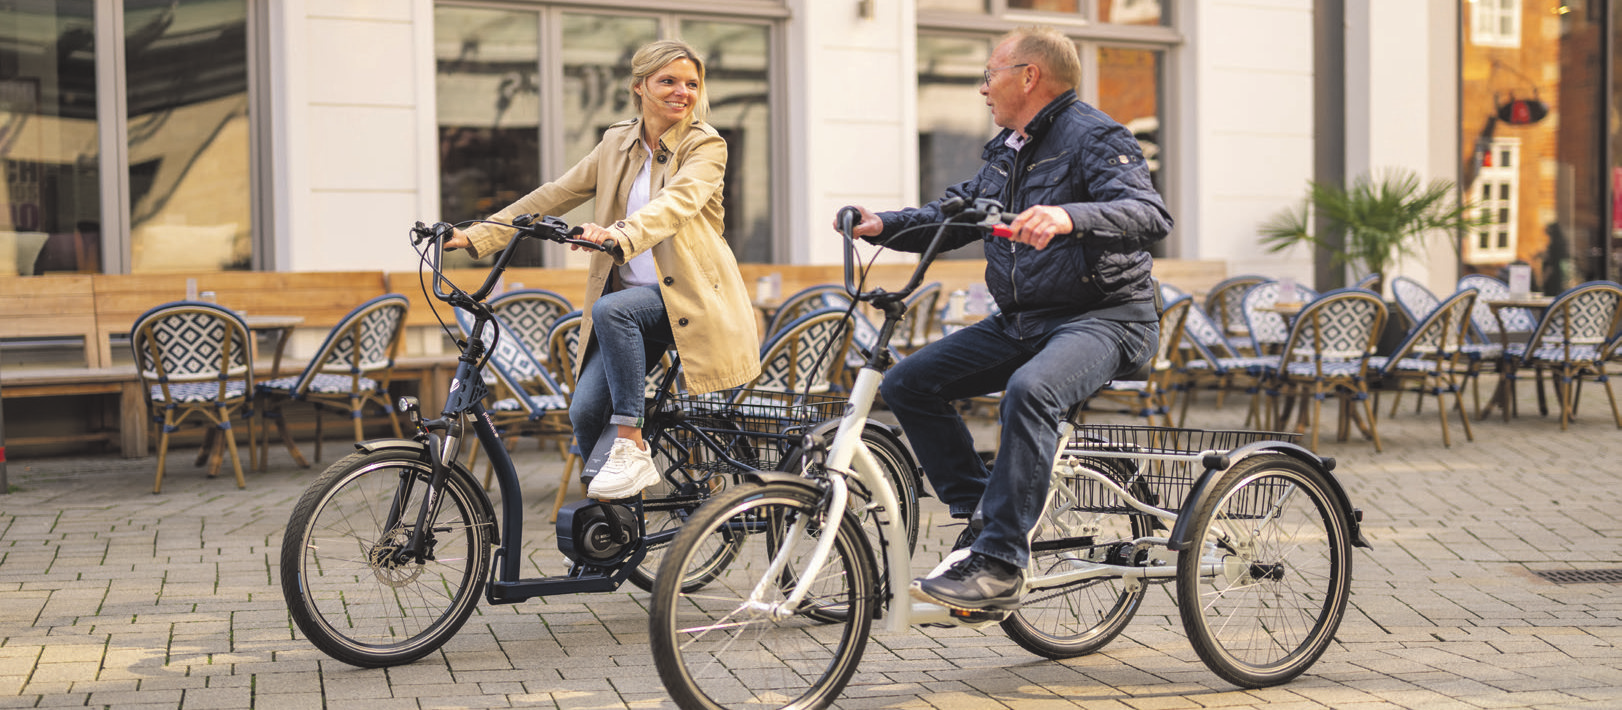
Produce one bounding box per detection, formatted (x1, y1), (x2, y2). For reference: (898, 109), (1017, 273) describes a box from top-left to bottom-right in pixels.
(907, 579), (1023, 613)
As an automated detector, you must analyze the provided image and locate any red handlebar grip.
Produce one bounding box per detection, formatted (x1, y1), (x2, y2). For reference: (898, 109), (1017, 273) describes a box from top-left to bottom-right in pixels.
(992, 224), (1014, 239)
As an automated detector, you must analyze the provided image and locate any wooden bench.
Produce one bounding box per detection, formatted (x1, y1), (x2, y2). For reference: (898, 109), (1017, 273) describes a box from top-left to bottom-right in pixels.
(0, 275), (101, 366)
(1, 366), (146, 457)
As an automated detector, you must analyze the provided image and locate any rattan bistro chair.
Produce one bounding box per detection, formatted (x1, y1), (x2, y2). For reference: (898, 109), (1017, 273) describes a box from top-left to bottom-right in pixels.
(1260, 288), (1387, 452)
(257, 294), (409, 469)
(490, 288), (573, 364)
(129, 301), (256, 493)
(1369, 288), (1478, 447)
(1085, 295), (1193, 426)
(1506, 281), (1622, 429)
(453, 306), (574, 491)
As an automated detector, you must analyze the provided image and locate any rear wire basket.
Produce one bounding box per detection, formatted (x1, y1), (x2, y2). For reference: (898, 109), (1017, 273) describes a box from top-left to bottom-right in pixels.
(658, 388), (849, 477)
(1063, 424), (1301, 516)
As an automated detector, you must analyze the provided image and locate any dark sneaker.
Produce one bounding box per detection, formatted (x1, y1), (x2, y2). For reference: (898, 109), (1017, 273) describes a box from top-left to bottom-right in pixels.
(910, 552), (1023, 611)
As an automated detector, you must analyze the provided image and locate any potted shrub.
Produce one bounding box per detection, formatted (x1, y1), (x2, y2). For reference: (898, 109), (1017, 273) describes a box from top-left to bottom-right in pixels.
(1259, 167), (1486, 296)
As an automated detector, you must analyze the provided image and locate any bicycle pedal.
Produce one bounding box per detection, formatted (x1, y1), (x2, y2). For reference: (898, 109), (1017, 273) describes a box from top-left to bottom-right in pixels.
(947, 607), (1010, 627)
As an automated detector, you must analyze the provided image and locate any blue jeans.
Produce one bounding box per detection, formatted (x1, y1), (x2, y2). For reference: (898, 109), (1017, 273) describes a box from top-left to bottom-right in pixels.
(880, 314), (1157, 569)
(571, 284), (674, 456)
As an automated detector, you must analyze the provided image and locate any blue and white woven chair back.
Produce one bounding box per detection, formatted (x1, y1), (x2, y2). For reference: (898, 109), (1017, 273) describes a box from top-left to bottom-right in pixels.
(1153, 296), (1193, 368)
(454, 306), (566, 403)
(490, 289), (573, 361)
(130, 301), (253, 400)
(1181, 299), (1237, 359)
(897, 282), (942, 351)
(1522, 282), (1622, 363)
(817, 292), (890, 367)
(1204, 274), (1267, 333)
(1390, 276), (1441, 332)
(1283, 289), (1385, 367)
(754, 307), (849, 394)
(764, 284), (846, 339)
(546, 310), (585, 391)
(1243, 280), (1320, 352)
(1381, 288), (1476, 366)
(310, 294), (408, 379)
(1459, 274), (1539, 341)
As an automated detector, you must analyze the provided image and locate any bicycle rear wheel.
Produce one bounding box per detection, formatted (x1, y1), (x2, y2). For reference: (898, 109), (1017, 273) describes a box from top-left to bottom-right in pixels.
(626, 418), (753, 593)
(1001, 456), (1155, 658)
(1176, 453), (1353, 688)
(649, 482), (876, 710)
(281, 449), (493, 667)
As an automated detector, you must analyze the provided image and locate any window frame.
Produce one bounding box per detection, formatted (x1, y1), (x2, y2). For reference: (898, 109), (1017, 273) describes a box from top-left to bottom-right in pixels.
(1466, 138), (1520, 264)
(1470, 0), (1521, 49)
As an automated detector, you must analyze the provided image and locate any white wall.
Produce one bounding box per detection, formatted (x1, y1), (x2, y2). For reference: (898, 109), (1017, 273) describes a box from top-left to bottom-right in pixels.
(270, 0), (438, 273)
(789, 0), (919, 267)
(1186, 0), (1317, 281)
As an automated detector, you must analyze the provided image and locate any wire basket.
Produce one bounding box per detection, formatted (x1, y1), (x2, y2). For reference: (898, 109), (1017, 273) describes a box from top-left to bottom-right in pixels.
(1061, 424), (1301, 516)
(655, 388), (849, 477)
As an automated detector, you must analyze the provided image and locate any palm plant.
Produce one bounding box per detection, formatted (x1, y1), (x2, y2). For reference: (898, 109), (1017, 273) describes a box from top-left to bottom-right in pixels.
(1260, 168), (1486, 292)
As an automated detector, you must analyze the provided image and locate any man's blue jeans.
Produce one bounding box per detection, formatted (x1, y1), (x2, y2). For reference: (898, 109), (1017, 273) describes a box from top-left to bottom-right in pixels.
(880, 313), (1157, 570)
(571, 284), (674, 456)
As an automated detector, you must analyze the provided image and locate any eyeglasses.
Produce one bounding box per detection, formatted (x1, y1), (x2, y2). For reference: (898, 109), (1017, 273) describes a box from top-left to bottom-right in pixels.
(983, 63), (1030, 84)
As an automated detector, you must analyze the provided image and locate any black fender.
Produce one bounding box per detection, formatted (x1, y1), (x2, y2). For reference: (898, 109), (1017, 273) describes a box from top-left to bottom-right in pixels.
(351, 438), (498, 541)
(797, 417), (928, 498)
(1166, 440), (1370, 551)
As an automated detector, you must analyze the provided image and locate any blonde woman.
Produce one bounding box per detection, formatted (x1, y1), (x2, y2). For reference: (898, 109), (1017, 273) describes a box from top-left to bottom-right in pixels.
(446, 40), (760, 499)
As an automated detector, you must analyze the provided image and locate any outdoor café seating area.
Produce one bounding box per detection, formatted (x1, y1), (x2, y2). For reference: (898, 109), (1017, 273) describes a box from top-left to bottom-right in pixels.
(5, 258), (1619, 496)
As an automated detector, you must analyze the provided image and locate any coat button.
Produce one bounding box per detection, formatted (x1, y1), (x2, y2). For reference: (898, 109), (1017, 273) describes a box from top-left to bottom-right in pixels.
(678, 317), (690, 327)
(615, 221), (626, 228)
(656, 153), (668, 164)
(663, 276), (675, 285)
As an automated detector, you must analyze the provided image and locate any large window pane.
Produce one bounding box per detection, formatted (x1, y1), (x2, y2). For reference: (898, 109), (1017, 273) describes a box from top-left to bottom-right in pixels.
(682, 19), (771, 262)
(919, 0), (987, 11)
(436, 6), (540, 266)
(1462, 0), (1607, 287)
(0, 3), (101, 275)
(1097, 46), (1164, 256)
(917, 35), (992, 259)
(125, 0), (251, 273)
(559, 12), (659, 250)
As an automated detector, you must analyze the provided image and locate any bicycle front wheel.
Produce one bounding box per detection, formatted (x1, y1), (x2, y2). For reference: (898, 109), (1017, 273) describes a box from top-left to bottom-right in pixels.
(1001, 456), (1155, 658)
(649, 482), (877, 710)
(1176, 453), (1353, 688)
(281, 449), (493, 668)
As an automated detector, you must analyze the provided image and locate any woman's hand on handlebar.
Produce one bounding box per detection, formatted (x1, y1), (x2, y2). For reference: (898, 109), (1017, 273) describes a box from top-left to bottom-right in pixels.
(569, 223), (615, 252)
(833, 205), (883, 240)
(443, 228), (472, 251)
(1000, 205), (1072, 251)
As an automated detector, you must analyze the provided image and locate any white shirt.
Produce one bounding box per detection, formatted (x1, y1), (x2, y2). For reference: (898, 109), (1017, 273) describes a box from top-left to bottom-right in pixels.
(617, 152), (659, 288)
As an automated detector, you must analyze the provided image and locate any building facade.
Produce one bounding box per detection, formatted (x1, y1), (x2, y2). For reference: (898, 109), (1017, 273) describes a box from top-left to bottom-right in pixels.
(3, 0), (1618, 297)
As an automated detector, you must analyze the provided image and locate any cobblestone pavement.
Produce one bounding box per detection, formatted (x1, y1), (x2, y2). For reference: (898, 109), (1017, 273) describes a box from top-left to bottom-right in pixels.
(2, 382), (1620, 709)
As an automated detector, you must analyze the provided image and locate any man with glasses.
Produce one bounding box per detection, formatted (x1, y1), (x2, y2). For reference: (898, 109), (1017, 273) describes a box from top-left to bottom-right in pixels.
(839, 26), (1171, 611)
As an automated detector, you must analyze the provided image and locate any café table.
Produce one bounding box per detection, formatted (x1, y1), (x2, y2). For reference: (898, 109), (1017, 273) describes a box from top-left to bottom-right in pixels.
(242, 314), (305, 380)
(1476, 294), (1552, 421)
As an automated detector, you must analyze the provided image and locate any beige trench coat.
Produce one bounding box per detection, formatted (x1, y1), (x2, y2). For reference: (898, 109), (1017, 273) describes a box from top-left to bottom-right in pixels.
(462, 118), (761, 395)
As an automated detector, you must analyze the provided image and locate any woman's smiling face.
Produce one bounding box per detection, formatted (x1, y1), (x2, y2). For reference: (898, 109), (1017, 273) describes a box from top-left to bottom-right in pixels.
(638, 57), (700, 129)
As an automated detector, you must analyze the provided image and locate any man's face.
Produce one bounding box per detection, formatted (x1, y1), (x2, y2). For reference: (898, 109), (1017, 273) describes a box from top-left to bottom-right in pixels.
(980, 40), (1029, 132)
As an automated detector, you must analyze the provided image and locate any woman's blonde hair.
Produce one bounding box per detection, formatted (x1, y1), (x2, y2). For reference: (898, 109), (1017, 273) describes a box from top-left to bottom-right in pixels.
(630, 39), (710, 123)
(1000, 26), (1081, 93)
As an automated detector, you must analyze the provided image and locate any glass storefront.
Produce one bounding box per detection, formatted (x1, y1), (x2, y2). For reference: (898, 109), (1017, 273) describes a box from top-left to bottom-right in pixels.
(0, 0), (252, 276)
(1, 4), (101, 275)
(435, 4), (777, 266)
(1460, 0), (1612, 289)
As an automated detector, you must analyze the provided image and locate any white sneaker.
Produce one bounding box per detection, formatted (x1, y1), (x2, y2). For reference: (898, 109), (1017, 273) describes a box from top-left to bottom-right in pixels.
(587, 438), (660, 500)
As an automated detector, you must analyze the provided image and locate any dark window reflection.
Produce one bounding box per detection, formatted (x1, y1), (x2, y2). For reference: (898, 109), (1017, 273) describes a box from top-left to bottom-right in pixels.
(0, 2), (102, 274)
(124, 0), (251, 273)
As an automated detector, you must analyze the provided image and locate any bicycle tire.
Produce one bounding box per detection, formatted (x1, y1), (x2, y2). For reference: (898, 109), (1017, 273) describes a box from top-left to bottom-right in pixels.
(1000, 456), (1155, 658)
(281, 449), (493, 668)
(625, 417), (752, 593)
(649, 482), (876, 710)
(1176, 452), (1353, 688)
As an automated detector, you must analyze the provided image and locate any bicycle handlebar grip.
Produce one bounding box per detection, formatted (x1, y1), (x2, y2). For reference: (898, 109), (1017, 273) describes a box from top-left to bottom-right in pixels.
(836, 206), (861, 236)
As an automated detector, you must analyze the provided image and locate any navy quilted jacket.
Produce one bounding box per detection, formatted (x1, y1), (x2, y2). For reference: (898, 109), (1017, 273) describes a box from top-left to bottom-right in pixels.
(872, 91), (1172, 338)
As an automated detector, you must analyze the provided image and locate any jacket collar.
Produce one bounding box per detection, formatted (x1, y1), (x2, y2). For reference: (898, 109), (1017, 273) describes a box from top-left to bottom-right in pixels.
(615, 117), (697, 156)
(983, 90), (1080, 158)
